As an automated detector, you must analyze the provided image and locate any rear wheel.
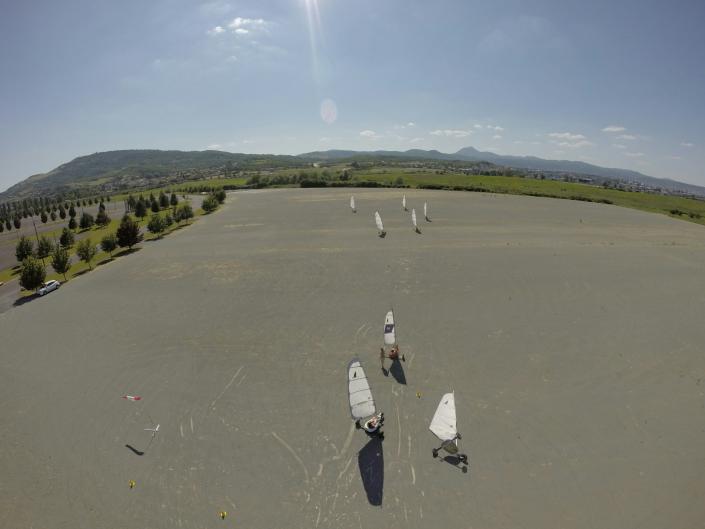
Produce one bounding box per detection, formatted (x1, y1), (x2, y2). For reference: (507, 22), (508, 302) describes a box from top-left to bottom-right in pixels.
(432, 449), (438, 458)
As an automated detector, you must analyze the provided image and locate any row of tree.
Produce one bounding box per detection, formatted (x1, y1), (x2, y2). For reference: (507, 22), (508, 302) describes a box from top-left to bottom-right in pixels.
(17, 203), (195, 291)
(0, 199), (113, 233)
(126, 192), (179, 217)
(0, 195), (112, 224)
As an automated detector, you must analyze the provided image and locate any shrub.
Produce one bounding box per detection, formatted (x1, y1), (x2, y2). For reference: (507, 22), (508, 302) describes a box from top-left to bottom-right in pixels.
(16, 236), (34, 262)
(59, 227), (75, 248)
(95, 209), (110, 227)
(79, 212), (95, 230)
(100, 233), (118, 257)
(147, 214), (165, 238)
(51, 246), (71, 280)
(68, 217), (77, 230)
(134, 200), (147, 219)
(116, 215), (143, 249)
(175, 203), (194, 223)
(202, 195), (219, 213)
(19, 256), (46, 291)
(36, 236), (54, 261)
(76, 238), (98, 269)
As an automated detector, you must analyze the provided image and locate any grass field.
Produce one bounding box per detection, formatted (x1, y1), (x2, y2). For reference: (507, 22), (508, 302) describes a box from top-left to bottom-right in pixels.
(350, 171), (705, 226)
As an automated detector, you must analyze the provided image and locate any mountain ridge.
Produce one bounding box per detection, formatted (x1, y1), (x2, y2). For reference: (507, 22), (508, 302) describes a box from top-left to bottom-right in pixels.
(2, 147), (704, 200)
(300, 147), (705, 196)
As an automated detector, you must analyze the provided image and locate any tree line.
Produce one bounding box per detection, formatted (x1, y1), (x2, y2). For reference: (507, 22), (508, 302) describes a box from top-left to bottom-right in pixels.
(16, 199), (196, 292)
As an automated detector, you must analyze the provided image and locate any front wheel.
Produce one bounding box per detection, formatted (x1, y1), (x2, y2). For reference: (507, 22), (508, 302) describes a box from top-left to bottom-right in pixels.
(432, 449), (438, 458)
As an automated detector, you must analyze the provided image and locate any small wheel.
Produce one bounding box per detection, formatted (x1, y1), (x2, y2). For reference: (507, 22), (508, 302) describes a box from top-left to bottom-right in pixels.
(432, 449), (438, 458)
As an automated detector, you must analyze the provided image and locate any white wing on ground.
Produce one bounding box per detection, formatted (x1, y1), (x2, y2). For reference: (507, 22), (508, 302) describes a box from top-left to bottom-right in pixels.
(430, 392), (457, 441)
(424, 202), (428, 218)
(375, 211), (384, 232)
(402, 195), (406, 209)
(412, 208), (417, 228)
(383, 310), (396, 345)
(350, 196), (355, 210)
(348, 359), (376, 420)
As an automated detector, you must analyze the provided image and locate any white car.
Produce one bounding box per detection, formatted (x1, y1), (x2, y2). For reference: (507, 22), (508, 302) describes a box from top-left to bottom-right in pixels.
(38, 280), (60, 296)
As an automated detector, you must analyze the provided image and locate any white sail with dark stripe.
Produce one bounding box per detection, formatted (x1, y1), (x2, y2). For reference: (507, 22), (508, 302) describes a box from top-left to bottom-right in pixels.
(383, 310), (396, 345)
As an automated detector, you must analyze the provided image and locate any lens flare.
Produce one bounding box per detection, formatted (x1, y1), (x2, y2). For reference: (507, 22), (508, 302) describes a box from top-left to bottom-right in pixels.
(303, 0), (324, 81)
(320, 98), (338, 124)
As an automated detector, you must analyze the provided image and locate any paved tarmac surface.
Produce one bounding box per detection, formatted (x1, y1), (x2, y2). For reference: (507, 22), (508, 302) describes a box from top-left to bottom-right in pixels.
(1, 188), (705, 529)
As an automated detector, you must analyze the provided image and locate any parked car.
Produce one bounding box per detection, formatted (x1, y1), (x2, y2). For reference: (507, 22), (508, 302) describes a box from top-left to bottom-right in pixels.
(38, 280), (60, 296)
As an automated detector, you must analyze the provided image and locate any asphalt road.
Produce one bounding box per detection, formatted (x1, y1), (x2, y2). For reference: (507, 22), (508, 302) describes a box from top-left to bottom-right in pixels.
(1, 188), (705, 529)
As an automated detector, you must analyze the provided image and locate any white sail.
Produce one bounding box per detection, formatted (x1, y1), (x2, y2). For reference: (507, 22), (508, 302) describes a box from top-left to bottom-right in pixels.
(383, 310), (396, 345)
(374, 211), (384, 232)
(348, 359), (376, 420)
(350, 196), (355, 211)
(412, 208), (417, 228)
(402, 195), (407, 209)
(424, 202), (428, 219)
(429, 392), (457, 441)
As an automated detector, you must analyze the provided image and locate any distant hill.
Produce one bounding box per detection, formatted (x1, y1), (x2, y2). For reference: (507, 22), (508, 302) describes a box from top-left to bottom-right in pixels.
(3, 147), (703, 201)
(300, 147), (705, 196)
(0, 150), (303, 200)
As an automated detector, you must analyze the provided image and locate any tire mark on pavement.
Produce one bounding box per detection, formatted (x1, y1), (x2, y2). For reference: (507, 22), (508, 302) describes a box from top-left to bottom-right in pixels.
(209, 366), (243, 410)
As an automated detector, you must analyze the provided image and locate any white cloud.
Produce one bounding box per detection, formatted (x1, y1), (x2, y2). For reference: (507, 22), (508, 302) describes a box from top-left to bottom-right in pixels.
(242, 139), (255, 144)
(229, 17), (266, 29)
(547, 132), (592, 148)
(359, 130), (379, 138)
(668, 155), (682, 160)
(624, 152), (644, 157)
(492, 135), (502, 140)
(548, 132), (586, 141)
(207, 25), (225, 36)
(206, 144), (222, 150)
(612, 143), (627, 149)
(409, 137), (423, 144)
(486, 125), (504, 131)
(554, 140), (593, 148)
(319, 137), (332, 144)
(681, 142), (694, 147)
(617, 134), (636, 140)
(602, 125), (626, 133)
(393, 122), (416, 130)
(234, 28), (249, 35)
(429, 129), (472, 138)
(473, 124), (483, 129)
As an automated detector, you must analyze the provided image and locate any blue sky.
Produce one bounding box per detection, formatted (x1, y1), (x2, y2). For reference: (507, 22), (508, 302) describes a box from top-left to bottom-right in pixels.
(1, 0), (704, 191)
